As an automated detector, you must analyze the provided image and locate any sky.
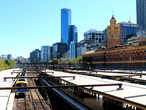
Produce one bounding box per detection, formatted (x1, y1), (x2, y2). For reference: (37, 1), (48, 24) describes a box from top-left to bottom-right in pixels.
(0, 0), (136, 58)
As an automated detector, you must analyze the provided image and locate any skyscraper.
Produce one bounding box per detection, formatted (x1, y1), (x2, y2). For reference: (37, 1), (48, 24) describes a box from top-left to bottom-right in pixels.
(61, 8), (71, 46)
(52, 42), (67, 59)
(41, 46), (52, 62)
(30, 49), (41, 63)
(69, 25), (78, 43)
(69, 25), (78, 58)
(136, 0), (146, 31)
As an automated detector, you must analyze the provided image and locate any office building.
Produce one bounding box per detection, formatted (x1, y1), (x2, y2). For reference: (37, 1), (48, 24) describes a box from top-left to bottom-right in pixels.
(69, 25), (78, 58)
(77, 40), (88, 57)
(52, 42), (67, 59)
(61, 8), (71, 46)
(84, 29), (105, 50)
(119, 21), (140, 44)
(41, 46), (52, 62)
(30, 49), (41, 63)
(16, 56), (25, 63)
(136, 0), (146, 31)
(69, 25), (78, 43)
(0, 54), (12, 61)
(70, 41), (77, 58)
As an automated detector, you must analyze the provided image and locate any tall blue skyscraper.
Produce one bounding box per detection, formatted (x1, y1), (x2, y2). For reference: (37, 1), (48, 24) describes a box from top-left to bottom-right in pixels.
(136, 0), (146, 31)
(61, 8), (71, 46)
(69, 25), (78, 43)
(69, 25), (78, 58)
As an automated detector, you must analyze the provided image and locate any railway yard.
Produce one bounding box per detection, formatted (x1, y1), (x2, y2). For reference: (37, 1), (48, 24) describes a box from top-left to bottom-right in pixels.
(0, 64), (146, 110)
(12, 72), (51, 110)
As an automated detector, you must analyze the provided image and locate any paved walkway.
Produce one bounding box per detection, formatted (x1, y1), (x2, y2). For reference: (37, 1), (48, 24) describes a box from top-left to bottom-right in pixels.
(0, 69), (19, 110)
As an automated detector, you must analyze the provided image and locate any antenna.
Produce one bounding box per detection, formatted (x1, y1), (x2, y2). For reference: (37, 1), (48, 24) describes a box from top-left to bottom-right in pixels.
(129, 16), (131, 23)
(112, 9), (115, 17)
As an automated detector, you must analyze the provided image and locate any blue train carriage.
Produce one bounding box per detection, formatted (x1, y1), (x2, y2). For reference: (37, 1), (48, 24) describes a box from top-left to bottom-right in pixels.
(15, 80), (28, 98)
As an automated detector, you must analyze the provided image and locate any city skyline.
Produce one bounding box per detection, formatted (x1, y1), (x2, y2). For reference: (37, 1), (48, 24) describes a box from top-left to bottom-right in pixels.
(0, 0), (136, 58)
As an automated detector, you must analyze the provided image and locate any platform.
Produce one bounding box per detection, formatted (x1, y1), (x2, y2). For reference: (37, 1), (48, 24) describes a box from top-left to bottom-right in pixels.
(46, 70), (146, 109)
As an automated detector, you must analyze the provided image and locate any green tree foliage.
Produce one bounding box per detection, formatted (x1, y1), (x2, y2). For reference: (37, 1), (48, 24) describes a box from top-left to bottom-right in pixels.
(0, 59), (16, 71)
(5, 59), (16, 68)
(69, 56), (83, 64)
(49, 59), (58, 64)
(48, 56), (83, 65)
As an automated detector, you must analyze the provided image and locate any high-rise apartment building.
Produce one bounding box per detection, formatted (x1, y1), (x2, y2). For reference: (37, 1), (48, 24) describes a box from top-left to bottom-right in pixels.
(136, 0), (146, 31)
(61, 8), (71, 46)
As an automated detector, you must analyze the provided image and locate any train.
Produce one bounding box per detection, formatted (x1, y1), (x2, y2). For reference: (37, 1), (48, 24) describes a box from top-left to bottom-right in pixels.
(82, 45), (146, 69)
(15, 71), (28, 98)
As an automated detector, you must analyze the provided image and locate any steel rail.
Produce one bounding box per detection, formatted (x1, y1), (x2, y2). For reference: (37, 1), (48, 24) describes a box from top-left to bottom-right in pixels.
(31, 74), (47, 110)
(29, 89), (38, 110)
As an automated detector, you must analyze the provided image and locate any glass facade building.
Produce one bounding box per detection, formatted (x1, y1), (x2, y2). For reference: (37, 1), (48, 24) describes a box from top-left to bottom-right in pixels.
(61, 8), (71, 46)
(41, 46), (52, 62)
(119, 22), (140, 44)
(136, 0), (146, 31)
(69, 25), (78, 44)
(70, 41), (77, 58)
(52, 42), (67, 59)
(69, 25), (78, 58)
(77, 41), (88, 57)
(30, 49), (41, 63)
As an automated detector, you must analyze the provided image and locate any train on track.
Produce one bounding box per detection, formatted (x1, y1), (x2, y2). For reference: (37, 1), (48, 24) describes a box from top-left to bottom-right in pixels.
(15, 71), (28, 98)
(82, 45), (146, 68)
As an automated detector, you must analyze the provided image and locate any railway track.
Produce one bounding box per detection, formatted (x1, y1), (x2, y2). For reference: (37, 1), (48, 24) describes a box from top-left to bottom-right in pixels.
(28, 73), (49, 110)
(13, 71), (51, 110)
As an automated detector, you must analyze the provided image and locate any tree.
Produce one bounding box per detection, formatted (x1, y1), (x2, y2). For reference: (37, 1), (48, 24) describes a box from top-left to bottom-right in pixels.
(0, 59), (9, 71)
(69, 56), (83, 64)
(5, 60), (16, 68)
(0, 59), (16, 71)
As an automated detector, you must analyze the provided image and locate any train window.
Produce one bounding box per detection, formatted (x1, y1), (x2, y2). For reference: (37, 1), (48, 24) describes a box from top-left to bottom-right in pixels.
(16, 83), (26, 87)
(18, 79), (25, 81)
